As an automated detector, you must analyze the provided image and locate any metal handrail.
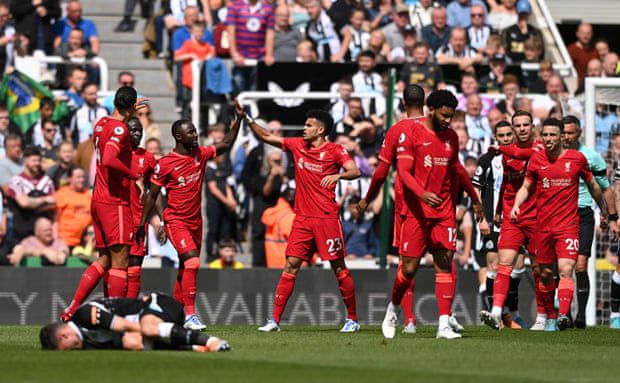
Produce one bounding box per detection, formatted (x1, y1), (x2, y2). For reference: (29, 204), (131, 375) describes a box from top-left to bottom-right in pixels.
(18, 55), (109, 92)
(535, 0), (577, 78)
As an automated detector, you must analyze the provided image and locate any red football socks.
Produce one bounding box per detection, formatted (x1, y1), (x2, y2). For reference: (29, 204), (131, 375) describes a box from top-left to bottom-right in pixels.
(558, 278), (574, 316)
(533, 272), (546, 316)
(65, 262), (106, 315)
(538, 278), (557, 319)
(391, 266), (412, 306)
(126, 266), (142, 298)
(107, 268), (127, 297)
(273, 272), (297, 323)
(174, 266), (184, 304)
(182, 257), (200, 316)
(337, 269), (358, 321)
(450, 263), (457, 313)
(492, 265), (512, 311)
(401, 277), (416, 324)
(435, 272), (454, 316)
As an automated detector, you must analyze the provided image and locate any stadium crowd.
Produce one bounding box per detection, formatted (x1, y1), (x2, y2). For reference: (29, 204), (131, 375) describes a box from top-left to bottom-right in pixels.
(0, 0), (619, 281)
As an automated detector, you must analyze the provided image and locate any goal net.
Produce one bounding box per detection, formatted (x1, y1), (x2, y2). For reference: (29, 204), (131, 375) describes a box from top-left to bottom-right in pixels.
(584, 77), (620, 326)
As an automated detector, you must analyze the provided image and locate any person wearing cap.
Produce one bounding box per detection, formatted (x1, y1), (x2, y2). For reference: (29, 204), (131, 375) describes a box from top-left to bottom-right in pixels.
(479, 53), (507, 93)
(382, 4), (412, 52)
(420, 6), (451, 53)
(397, 41), (445, 91)
(465, 3), (494, 51)
(436, 27), (483, 72)
(389, 24), (417, 63)
(447, 0), (487, 29)
(501, 0), (542, 62)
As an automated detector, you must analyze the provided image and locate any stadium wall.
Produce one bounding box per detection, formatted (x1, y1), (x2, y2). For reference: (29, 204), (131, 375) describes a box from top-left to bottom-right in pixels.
(0, 269), (536, 326)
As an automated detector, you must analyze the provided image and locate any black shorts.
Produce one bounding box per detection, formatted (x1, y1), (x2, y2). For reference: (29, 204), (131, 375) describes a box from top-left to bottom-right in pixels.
(140, 293), (185, 324)
(578, 207), (595, 257)
(474, 230), (499, 269)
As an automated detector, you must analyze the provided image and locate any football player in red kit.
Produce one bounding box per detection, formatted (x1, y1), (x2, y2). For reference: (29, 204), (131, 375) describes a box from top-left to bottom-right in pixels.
(510, 118), (608, 331)
(138, 104), (243, 330)
(61, 86), (147, 321)
(243, 108), (362, 333)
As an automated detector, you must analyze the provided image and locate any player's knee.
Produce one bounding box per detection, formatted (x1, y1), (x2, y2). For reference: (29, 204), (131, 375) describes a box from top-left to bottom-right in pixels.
(539, 267), (554, 282)
(140, 322), (160, 338)
(183, 256), (200, 270)
(284, 257), (302, 274)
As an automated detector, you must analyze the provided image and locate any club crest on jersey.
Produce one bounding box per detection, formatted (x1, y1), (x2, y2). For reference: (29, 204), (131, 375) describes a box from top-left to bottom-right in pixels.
(114, 126), (125, 135)
(542, 177), (550, 188)
(399, 133), (406, 143)
(565, 161), (571, 172)
(424, 155), (432, 167)
(180, 238), (186, 248)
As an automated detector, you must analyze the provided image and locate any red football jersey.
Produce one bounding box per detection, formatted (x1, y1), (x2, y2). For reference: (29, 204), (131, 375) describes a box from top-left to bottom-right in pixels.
(378, 116), (427, 216)
(282, 138), (352, 218)
(130, 148), (156, 227)
(151, 146), (216, 224)
(396, 124), (459, 220)
(525, 149), (592, 229)
(500, 140), (545, 221)
(92, 117), (133, 205)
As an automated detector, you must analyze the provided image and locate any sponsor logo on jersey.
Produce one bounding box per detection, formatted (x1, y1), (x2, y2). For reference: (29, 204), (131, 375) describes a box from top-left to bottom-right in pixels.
(298, 158), (323, 173)
(178, 176), (186, 187)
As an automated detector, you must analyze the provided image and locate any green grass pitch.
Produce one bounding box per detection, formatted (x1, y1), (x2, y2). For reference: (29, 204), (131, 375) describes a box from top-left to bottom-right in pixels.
(2, 325), (620, 383)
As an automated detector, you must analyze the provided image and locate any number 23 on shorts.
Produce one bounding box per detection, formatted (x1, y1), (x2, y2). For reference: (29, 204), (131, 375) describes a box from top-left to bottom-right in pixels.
(326, 238), (343, 254)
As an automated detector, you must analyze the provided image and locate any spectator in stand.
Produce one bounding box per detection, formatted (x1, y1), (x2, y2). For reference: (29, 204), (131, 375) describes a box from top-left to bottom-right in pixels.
(382, 4), (411, 54)
(53, 0), (99, 55)
(436, 27), (483, 73)
(596, 103), (618, 154)
(103, 71), (135, 113)
(0, 105), (22, 158)
(532, 73), (583, 120)
(568, 23), (598, 87)
(447, 0), (487, 29)
(397, 41), (445, 91)
(55, 167), (91, 250)
(262, 180), (295, 269)
(520, 35), (543, 89)
(295, 40), (317, 62)
(25, 98), (59, 147)
(290, 0), (310, 31)
(595, 39), (610, 62)
(226, 0), (275, 91)
(242, 121), (285, 267)
(205, 128), (237, 262)
(145, 137), (163, 159)
(0, 134), (23, 194)
(338, 8), (370, 62)
(69, 82), (108, 146)
(0, 2), (15, 73)
(208, 238), (244, 269)
(487, 107), (506, 129)
(156, 0), (211, 58)
(421, 6), (451, 53)
(71, 224), (96, 261)
(479, 33), (507, 63)
(457, 73), (496, 116)
(336, 134), (372, 177)
(330, 77), (353, 126)
(369, 0), (393, 31)
(174, 21), (215, 118)
(501, 0), (542, 62)
(479, 53), (506, 93)
(389, 24), (416, 63)
(326, 0), (358, 32)
(576, 58), (603, 95)
(62, 66), (87, 111)
(409, 0), (433, 35)
(54, 28), (95, 59)
(342, 196), (378, 260)
(7, 217), (67, 266)
(366, 29), (390, 63)
(10, 0), (61, 55)
(466, 3), (493, 51)
(464, 94), (492, 156)
(603, 52), (619, 77)
(487, 0), (517, 32)
(47, 141), (74, 189)
(305, 0), (342, 62)
(38, 120), (60, 170)
(274, 5), (303, 62)
(136, 103), (161, 143)
(334, 97), (364, 136)
(525, 58), (552, 93)
(495, 74), (520, 115)
(353, 118), (381, 157)
(6, 146), (55, 242)
(352, 50), (384, 123)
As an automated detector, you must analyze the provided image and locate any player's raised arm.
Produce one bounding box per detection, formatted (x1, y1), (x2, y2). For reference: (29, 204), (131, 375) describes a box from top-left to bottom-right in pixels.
(214, 102), (245, 156)
(510, 179), (533, 220)
(241, 107), (284, 148)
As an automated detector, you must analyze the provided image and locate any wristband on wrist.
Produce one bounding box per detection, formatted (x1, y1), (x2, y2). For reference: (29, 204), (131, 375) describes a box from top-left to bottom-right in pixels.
(609, 213), (618, 221)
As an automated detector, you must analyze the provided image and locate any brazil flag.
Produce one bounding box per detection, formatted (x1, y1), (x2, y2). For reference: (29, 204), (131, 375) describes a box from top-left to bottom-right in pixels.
(0, 70), (70, 133)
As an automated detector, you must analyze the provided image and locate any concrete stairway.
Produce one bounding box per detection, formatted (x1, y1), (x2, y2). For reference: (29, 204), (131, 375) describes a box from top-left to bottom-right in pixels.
(81, 0), (177, 149)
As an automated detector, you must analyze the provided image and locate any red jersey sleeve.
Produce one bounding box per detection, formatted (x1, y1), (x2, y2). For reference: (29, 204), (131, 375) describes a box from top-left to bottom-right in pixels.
(396, 131), (415, 161)
(334, 144), (352, 167)
(525, 152), (540, 183)
(200, 145), (217, 160)
(378, 127), (399, 165)
(106, 124), (129, 149)
(282, 137), (302, 153)
(151, 160), (171, 187)
(499, 144), (535, 159)
(577, 152), (593, 183)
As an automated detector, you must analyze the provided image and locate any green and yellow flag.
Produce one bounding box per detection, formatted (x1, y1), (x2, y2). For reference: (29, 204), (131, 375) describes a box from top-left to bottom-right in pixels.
(0, 70), (70, 133)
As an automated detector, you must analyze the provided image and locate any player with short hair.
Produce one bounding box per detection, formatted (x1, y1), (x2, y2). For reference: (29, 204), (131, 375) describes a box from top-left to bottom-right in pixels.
(137, 105), (243, 330)
(382, 89), (481, 340)
(61, 86), (147, 321)
(480, 110), (549, 331)
(244, 107), (362, 333)
(562, 115), (618, 329)
(41, 293), (230, 352)
(510, 118), (608, 331)
(473, 121), (528, 329)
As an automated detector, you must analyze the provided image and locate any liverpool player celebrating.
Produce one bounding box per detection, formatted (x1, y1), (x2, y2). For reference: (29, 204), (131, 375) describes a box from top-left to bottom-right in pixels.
(480, 110), (547, 331)
(61, 86), (146, 321)
(382, 90), (481, 340)
(138, 107), (243, 330)
(244, 109), (362, 333)
(510, 118), (608, 331)
(562, 115), (618, 328)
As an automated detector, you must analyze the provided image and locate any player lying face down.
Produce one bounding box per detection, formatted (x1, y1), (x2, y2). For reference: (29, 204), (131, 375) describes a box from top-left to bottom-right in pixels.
(40, 294), (230, 352)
